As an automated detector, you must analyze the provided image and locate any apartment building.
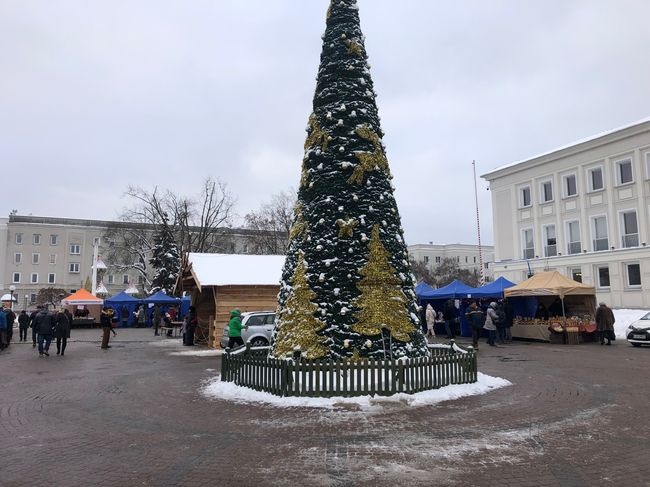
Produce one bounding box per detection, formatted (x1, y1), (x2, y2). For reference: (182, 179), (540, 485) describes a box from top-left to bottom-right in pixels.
(1, 214), (285, 307)
(482, 118), (650, 307)
(408, 243), (494, 280)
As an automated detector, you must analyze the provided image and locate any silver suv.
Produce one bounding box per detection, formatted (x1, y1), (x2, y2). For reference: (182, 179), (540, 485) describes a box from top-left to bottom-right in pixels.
(220, 311), (276, 349)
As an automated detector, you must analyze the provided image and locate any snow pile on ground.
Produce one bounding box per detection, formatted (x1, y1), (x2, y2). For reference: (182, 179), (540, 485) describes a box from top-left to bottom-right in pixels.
(148, 338), (183, 347)
(613, 309), (648, 338)
(169, 349), (223, 357)
(201, 372), (510, 410)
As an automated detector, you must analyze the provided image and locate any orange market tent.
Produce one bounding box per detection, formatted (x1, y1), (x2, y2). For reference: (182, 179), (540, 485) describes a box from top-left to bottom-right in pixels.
(61, 288), (105, 305)
(504, 271), (595, 298)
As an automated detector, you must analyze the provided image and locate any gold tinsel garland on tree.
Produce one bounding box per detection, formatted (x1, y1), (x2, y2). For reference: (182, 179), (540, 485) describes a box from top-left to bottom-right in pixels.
(351, 225), (416, 341)
(289, 203), (307, 242)
(273, 253), (328, 359)
(304, 114), (330, 152)
(348, 125), (391, 185)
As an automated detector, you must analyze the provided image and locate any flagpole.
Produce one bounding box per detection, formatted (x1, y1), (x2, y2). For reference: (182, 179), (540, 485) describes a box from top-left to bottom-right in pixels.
(473, 160), (485, 285)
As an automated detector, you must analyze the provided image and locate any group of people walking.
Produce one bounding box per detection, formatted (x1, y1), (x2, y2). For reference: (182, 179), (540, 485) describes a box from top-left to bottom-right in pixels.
(0, 305), (72, 356)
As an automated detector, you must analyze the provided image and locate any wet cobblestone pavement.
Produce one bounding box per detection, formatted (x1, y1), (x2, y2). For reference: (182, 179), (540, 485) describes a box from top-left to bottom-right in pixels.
(1, 329), (648, 486)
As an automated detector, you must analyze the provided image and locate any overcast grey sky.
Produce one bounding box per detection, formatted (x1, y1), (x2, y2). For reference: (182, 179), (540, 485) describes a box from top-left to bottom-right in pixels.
(2, 0), (650, 246)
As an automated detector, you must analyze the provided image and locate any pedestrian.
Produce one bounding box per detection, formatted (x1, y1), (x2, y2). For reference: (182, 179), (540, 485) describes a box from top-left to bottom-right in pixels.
(18, 310), (30, 342)
(502, 298), (514, 342)
(425, 303), (436, 341)
(120, 305), (129, 328)
(136, 305), (146, 328)
(0, 308), (7, 350)
(495, 301), (507, 344)
(595, 301), (616, 346)
(484, 302), (498, 347)
(227, 309), (247, 349)
(152, 304), (162, 336)
(465, 301), (485, 350)
(100, 307), (117, 349)
(33, 306), (54, 357)
(535, 302), (549, 320)
(3, 304), (16, 346)
(29, 308), (39, 347)
(442, 298), (457, 339)
(168, 306), (177, 322)
(184, 306), (198, 346)
(54, 307), (72, 356)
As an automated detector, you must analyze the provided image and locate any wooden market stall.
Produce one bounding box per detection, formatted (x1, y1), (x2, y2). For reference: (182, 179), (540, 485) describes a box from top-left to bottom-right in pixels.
(176, 253), (285, 348)
(505, 271), (597, 343)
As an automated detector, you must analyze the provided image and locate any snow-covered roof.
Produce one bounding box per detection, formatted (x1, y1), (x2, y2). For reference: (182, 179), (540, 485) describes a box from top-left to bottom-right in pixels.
(187, 253), (285, 288)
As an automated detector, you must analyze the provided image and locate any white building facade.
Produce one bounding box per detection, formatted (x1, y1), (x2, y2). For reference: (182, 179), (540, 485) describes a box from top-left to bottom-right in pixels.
(408, 243), (494, 280)
(482, 118), (650, 308)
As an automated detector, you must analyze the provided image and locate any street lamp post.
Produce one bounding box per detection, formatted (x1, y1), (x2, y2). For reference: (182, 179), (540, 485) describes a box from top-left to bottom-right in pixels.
(9, 285), (16, 312)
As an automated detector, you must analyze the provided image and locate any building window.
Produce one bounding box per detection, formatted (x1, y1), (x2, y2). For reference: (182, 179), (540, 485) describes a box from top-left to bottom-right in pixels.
(49, 254), (57, 265)
(50, 234), (58, 246)
(69, 263), (80, 273)
(32, 234), (41, 245)
(473, 256), (476, 263)
(591, 216), (608, 251)
(543, 225), (557, 257)
(14, 252), (22, 264)
(435, 256), (441, 263)
(32, 253), (40, 265)
(520, 186), (531, 208)
(107, 274), (114, 285)
(48, 273), (56, 284)
(465, 256), (468, 263)
(123, 274), (129, 285)
(70, 244), (81, 255)
(620, 210), (639, 248)
(570, 267), (582, 283)
(588, 167), (604, 191)
(423, 256), (429, 264)
(540, 181), (553, 203)
(522, 228), (534, 259)
(616, 158), (633, 185)
(597, 266), (610, 288)
(15, 233), (23, 245)
(626, 263), (641, 287)
(12, 272), (21, 283)
(30, 293), (37, 304)
(563, 174), (577, 197)
(243, 244), (249, 254)
(30, 273), (38, 284)
(566, 221), (581, 254)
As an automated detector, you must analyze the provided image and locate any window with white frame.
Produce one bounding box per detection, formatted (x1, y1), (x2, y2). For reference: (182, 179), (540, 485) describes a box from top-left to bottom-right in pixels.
(107, 274), (114, 285)
(424, 256), (429, 264)
(597, 265), (610, 288)
(570, 267), (582, 283)
(33, 234), (41, 245)
(69, 263), (80, 273)
(540, 181), (553, 203)
(520, 186), (531, 208)
(591, 215), (609, 251)
(563, 174), (577, 197)
(587, 167), (604, 191)
(30, 273), (38, 284)
(543, 225), (557, 257)
(435, 256), (441, 263)
(620, 210), (639, 248)
(522, 228), (534, 259)
(49, 254), (56, 265)
(616, 158), (634, 185)
(50, 234), (58, 246)
(15, 233), (23, 245)
(30, 293), (37, 304)
(566, 221), (581, 254)
(32, 253), (40, 265)
(626, 263), (641, 287)
(12, 272), (21, 283)
(14, 252), (22, 264)
(70, 243), (81, 255)
(123, 274), (129, 285)
(48, 273), (56, 284)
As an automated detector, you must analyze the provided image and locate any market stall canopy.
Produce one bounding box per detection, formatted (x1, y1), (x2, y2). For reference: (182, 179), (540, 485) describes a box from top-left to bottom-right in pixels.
(105, 291), (142, 305)
(418, 279), (476, 300)
(471, 277), (516, 298)
(415, 281), (436, 297)
(144, 291), (181, 304)
(1, 293), (17, 302)
(184, 253), (286, 292)
(505, 271), (595, 298)
(61, 288), (104, 305)
(124, 284), (139, 294)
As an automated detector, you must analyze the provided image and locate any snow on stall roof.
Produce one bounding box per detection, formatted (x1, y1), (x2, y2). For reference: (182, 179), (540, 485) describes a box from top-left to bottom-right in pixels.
(188, 253), (285, 287)
(482, 116), (650, 178)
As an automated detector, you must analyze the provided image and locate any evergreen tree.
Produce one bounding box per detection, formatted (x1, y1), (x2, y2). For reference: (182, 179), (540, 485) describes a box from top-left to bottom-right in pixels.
(149, 215), (181, 294)
(271, 0), (428, 359)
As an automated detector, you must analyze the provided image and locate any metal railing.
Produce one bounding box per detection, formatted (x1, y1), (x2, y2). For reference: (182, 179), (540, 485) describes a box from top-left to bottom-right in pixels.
(622, 234), (639, 248)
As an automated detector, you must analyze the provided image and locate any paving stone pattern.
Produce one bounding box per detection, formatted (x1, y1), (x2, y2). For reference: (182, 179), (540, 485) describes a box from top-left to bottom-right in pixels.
(0, 329), (648, 486)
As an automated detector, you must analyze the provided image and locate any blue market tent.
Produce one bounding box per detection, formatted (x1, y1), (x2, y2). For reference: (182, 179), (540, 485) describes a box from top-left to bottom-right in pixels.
(104, 291), (143, 327)
(180, 295), (191, 319)
(144, 291), (181, 305)
(471, 277), (516, 298)
(415, 281), (436, 297)
(418, 279), (476, 300)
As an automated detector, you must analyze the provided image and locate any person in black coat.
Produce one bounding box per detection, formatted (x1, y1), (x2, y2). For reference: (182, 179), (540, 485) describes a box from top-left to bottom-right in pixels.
(535, 302), (549, 320)
(33, 307), (55, 357)
(29, 308), (39, 347)
(18, 310), (30, 342)
(442, 299), (457, 339)
(100, 307), (116, 349)
(55, 308), (72, 356)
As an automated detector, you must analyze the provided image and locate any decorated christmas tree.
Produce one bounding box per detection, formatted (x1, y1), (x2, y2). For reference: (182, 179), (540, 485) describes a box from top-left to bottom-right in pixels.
(149, 215), (181, 294)
(271, 0), (429, 360)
